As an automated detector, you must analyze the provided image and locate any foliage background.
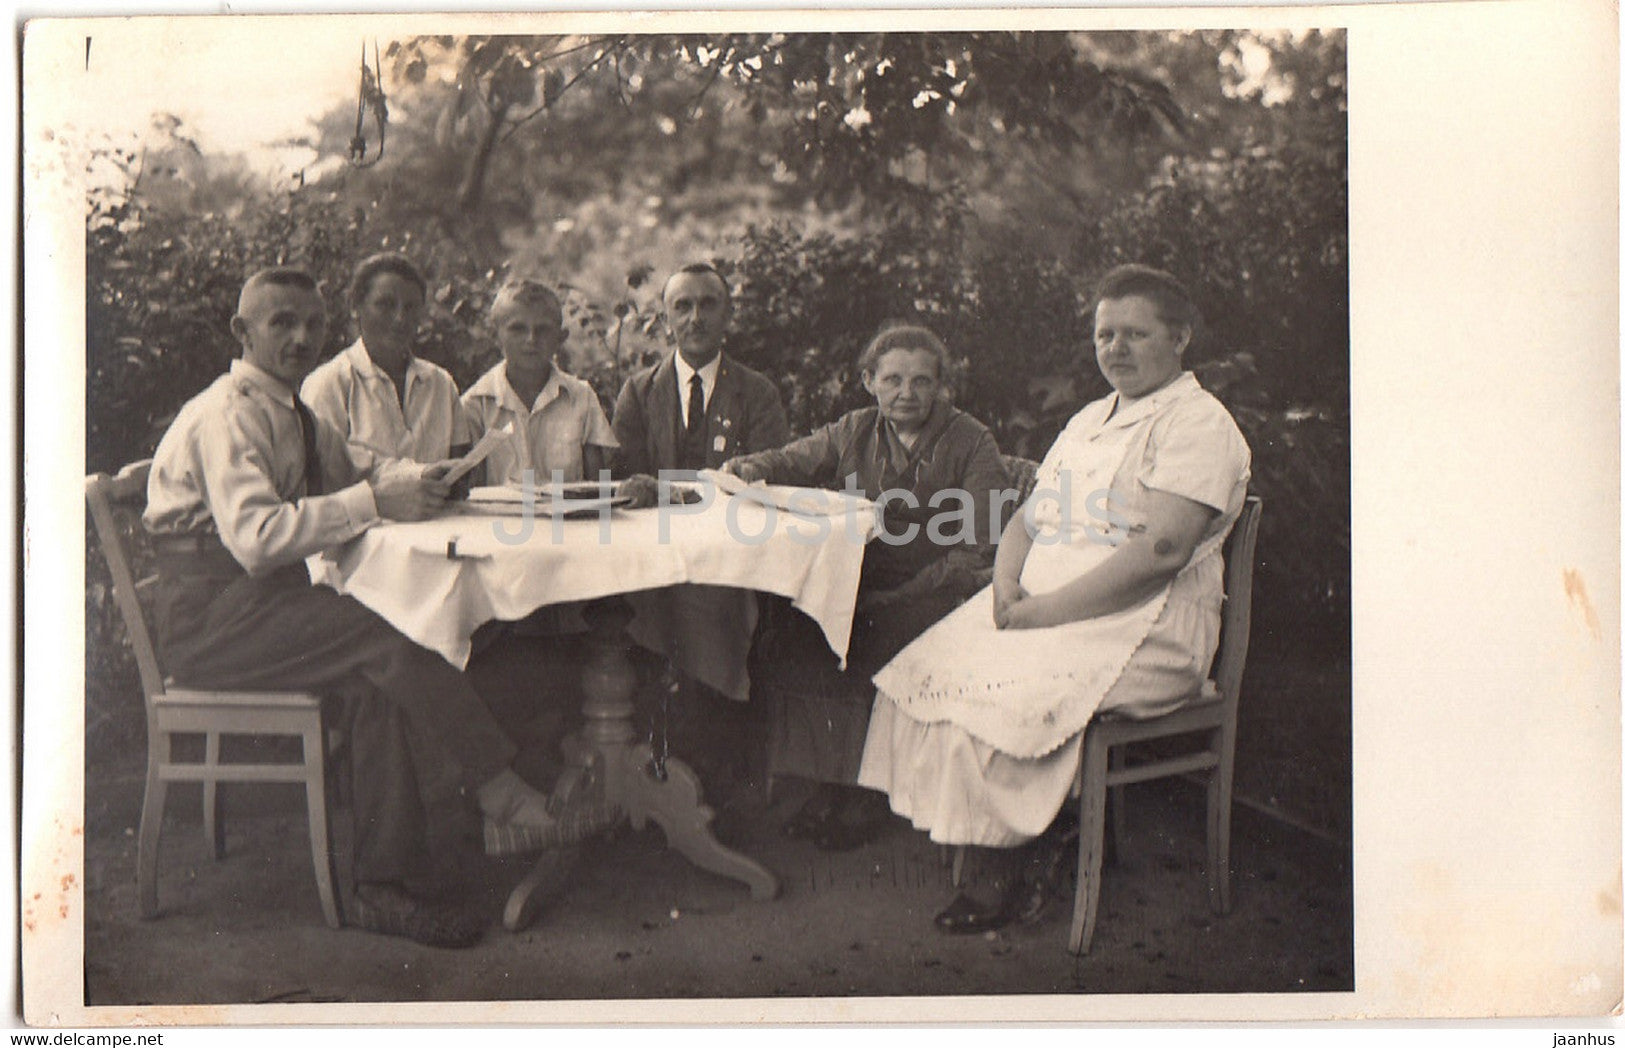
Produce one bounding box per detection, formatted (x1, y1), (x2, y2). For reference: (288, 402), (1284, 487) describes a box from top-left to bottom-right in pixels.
(85, 30), (1350, 838)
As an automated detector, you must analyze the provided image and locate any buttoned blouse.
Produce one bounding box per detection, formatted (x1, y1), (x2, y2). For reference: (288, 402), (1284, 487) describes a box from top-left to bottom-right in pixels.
(461, 361), (619, 485)
(145, 360), (392, 576)
(1025, 370), (1250, 566)
(300, 339), (470, 464)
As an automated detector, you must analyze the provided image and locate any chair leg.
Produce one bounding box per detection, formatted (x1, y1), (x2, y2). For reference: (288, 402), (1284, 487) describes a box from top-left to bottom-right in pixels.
(137, 730), (170, 919)
(326, 727), (353, 811)
(1107, 745), (1127, 863)
(1208, 739), (1235, 915)
(1069, 729), (1110, 954)
(203, 732), (224, 859)
(302, 725), (343, 930)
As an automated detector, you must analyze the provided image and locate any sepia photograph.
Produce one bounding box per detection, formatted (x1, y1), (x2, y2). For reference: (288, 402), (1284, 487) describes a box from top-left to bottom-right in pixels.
(19, 0), (1618, 1027)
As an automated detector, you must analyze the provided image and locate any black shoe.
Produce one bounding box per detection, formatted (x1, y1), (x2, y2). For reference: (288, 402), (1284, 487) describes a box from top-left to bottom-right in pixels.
(1015, 867), (1057, 925)
(933, 890), (1020, 935)
(782, 787), (840, 840)
(811, 793), (891, 852)
(350, 882), (485, 949)
(1016, 830), (1073, 925)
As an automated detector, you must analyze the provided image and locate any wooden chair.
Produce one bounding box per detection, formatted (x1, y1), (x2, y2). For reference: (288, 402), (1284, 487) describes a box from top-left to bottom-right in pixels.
(86, 460), (342, 928)
(1069, 494), (1262, 954)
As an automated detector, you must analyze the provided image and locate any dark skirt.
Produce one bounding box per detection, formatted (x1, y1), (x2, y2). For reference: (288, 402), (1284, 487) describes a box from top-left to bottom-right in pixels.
(753, 561), (965, 787)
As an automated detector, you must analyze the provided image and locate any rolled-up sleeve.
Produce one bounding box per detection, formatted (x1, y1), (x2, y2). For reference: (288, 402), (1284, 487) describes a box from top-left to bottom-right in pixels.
(1141, 398), (1251, 512)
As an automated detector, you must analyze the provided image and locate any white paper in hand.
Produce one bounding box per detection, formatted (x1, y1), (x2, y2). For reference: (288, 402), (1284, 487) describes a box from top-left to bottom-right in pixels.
(442, 421), (514, 487)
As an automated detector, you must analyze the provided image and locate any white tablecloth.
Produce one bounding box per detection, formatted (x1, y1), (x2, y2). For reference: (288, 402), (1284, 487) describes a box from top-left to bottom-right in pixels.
(310, 490), (877, 694)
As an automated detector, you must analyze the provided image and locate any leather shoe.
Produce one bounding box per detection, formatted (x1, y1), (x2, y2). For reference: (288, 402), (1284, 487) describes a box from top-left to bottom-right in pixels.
(782, 791), (839, 840)
(810, 790), (891, 852)
(933, 890), (1019, 935)
(812, 809), (889, 852)
(1015, 870), (1055, 925)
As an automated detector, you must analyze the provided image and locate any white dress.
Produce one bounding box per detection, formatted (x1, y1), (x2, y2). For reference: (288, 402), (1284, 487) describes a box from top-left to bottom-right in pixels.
(857, 372), (1251, 847)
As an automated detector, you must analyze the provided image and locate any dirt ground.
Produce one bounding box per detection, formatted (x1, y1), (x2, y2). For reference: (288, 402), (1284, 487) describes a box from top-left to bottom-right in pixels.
(82, 745), (1353, 1010)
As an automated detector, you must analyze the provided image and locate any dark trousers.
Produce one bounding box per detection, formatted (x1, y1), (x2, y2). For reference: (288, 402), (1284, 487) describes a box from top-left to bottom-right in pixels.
(755, 581), (962, 787)
(155, 564), (518, 886)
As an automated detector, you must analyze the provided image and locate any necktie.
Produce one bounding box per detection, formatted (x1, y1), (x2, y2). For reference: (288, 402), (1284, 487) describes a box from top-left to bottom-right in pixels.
(686, 373), (706, 435)
(293, 398), (324, 498)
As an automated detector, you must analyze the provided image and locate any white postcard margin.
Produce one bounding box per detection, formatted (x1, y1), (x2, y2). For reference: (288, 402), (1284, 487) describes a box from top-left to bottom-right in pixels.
(18, 0), (1623, 1024)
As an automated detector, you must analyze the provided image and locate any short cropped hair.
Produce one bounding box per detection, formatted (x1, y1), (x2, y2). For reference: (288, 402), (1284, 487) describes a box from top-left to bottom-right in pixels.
(348, 252), (427, 308)
(856, 321), (950, 378)
(237, 266), (318, 312)
(1090, 264), (1199, 333)
(488, 278), (564, 324)
(660, 261), (731, 303)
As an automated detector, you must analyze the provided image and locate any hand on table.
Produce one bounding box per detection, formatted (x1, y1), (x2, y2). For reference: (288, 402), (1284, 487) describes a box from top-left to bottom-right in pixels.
(619, 474), (660, 510)
(720, 458), (768, 484)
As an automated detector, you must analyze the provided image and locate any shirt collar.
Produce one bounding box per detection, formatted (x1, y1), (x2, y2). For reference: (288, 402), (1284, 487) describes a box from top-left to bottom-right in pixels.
(231, 359), (297, 408)
(473, 360), (570, 414)
(673, 352), (722, 393)
(349, 339), (426, 390)
(1104, 370), (1202, 427)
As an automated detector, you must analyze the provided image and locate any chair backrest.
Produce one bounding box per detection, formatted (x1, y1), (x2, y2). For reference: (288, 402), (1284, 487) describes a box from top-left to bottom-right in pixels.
(85, 460), (165, 701)
(1212, 495), (1262, 705)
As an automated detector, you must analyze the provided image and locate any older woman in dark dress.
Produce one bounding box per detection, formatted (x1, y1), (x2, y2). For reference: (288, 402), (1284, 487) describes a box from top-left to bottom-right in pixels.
(724, 322), (1010, 850)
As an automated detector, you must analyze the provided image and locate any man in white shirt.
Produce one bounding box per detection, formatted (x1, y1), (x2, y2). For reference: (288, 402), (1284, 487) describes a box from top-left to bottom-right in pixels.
(301, 253), (471, 464)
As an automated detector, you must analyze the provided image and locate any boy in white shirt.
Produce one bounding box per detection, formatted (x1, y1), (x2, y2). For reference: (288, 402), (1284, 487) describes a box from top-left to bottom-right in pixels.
(460, 279), (618, 486)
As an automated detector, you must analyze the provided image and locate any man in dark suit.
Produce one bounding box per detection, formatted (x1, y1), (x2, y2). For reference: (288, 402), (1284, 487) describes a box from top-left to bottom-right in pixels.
(612, 262), (790, 476)
(611, 262), (792, 790)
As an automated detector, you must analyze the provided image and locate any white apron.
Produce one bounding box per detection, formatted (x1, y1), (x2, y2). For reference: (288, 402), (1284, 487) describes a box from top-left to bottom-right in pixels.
(869, 392), (1226, 760)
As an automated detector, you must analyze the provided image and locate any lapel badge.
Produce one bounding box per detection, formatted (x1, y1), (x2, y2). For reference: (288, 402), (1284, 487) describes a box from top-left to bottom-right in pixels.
(713, 434), (727, 453)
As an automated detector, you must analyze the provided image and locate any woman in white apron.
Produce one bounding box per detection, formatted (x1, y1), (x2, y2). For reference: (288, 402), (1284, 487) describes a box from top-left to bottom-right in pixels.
(858, 265), (1252, 933)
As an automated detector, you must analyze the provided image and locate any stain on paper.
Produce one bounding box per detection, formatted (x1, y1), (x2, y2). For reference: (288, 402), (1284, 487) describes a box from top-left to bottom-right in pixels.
(1563, 569), (1603, 641)
(1598, 869), (1621, 915)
